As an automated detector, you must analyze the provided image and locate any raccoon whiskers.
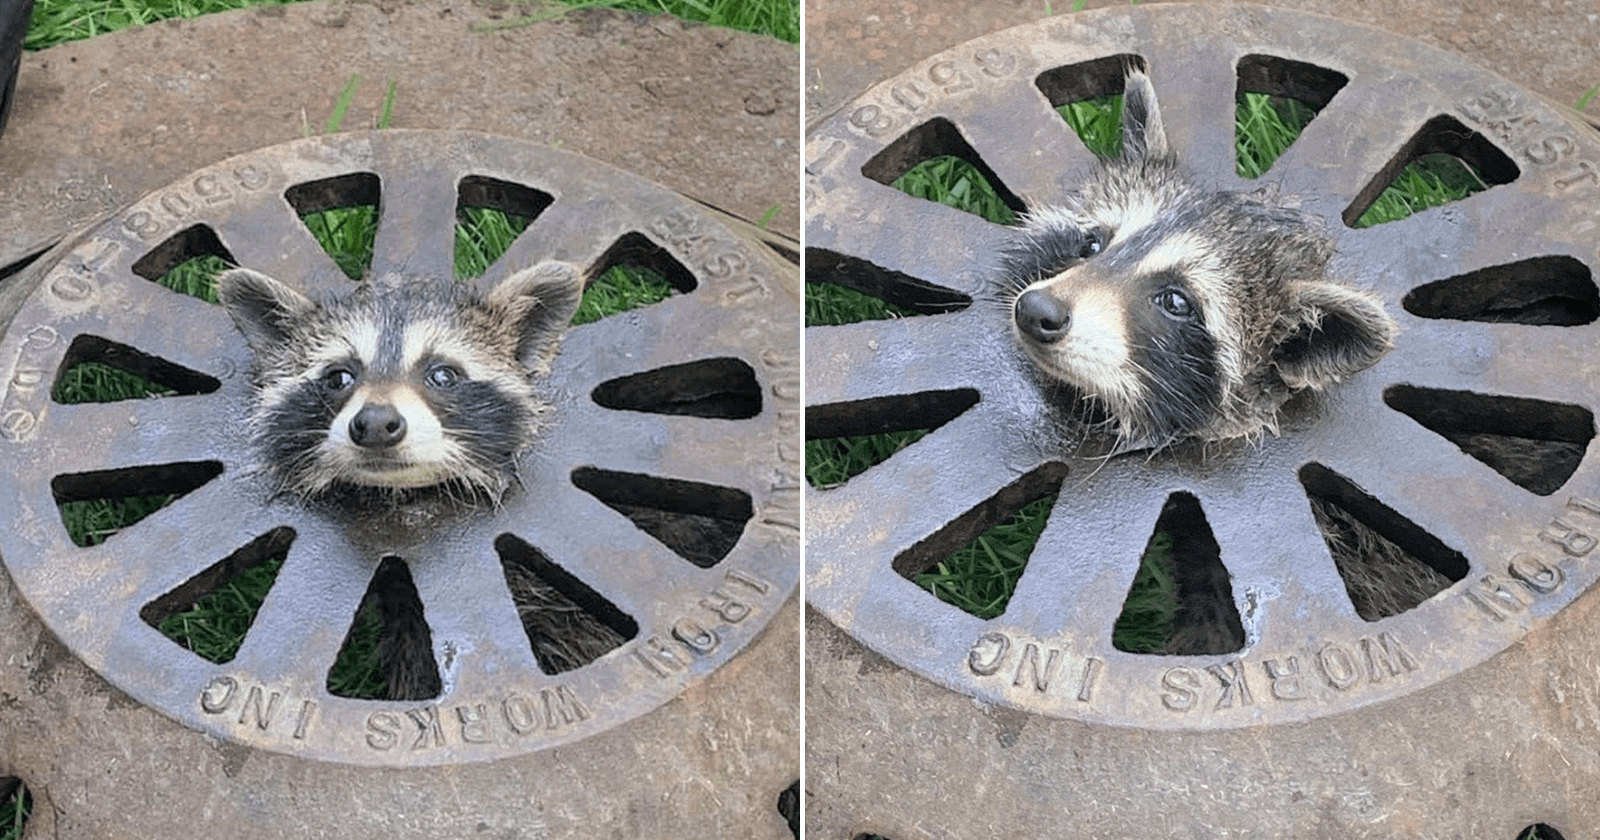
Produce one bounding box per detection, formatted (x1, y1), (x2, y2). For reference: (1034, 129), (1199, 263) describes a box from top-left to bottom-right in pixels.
(996, 69), (1396, 448)
(219, 262), (583, 511)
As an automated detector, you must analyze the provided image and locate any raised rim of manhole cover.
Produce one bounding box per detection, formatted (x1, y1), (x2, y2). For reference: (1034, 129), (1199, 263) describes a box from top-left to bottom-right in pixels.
(804, 3), (1600, 730)
(0, 129), (799, 766)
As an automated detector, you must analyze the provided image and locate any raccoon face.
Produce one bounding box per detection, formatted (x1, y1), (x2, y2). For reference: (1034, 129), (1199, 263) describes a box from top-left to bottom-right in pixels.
(1001, 70), (1397, 447)
(218, 263), (582, 503)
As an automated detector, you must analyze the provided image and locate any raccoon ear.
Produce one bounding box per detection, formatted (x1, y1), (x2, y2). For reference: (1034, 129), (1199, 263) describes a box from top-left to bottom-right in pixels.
(486, 261), (584, 372)
(1121, 71), (1170, 161)
(1272, 282), (1398, 391)
(217, 268), (317, 353)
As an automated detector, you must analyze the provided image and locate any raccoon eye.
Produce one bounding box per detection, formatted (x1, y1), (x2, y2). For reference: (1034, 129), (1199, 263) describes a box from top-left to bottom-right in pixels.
(1154, 289), (1196, 320)
(1079, 235), (1103, 259)
(426, 365), (461, 389)
(320, 368), (356, 392)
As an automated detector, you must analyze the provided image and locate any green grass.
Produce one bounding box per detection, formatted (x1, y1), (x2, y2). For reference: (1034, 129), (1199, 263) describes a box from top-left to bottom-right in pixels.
(301, 206), (379, 281)
(806, 85), (1484, 645)
(1110, 531), (1180, 652)
(805, 281), (914, 327)
(155, 554), (286, 663)
(25, 0), (297, 49)
(0, 782), (29, 840)
(53, 202), (682, 697)
(804, 155), (1015, 327)
(326, 596), (390, 699)
(572, 263), (677, 326)
(804, 430), (928, 489)
(889, 156), (1017, 226)
(914, 496), (1055, 619)
(1352, 153), (1486, 228)
(455, 207), (532, 281)
(1057, 94), (1123, 159)
(1234, 92), (1317, 179)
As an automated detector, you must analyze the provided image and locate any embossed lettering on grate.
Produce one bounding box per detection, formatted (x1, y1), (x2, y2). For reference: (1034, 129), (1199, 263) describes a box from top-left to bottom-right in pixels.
(804, 8), (1600, 729)
(0, 131), (799, 765)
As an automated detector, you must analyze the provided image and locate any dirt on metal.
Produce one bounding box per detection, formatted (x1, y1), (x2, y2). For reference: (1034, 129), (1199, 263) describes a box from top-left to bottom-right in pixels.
(0, 2), (802, 832)
(805, 3), (1600, 836)
(0, 0), (799, 269)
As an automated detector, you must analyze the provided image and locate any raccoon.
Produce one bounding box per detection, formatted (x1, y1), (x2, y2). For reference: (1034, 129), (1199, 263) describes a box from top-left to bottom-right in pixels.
(217, 263), (580, 505)
(1001, 70), (1397, 450)
(997, 71), (1453, 654)
(219, 263), (623, 699)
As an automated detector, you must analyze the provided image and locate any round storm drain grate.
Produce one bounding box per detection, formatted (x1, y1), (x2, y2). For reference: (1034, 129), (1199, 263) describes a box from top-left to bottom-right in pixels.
(805, 5), (1600, 729)
(0, 130), (798, 766)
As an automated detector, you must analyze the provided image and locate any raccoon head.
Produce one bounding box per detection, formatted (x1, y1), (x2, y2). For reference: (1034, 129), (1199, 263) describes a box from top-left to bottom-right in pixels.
(1001, 70), (1397, 448)
(217, 263), (582, 504)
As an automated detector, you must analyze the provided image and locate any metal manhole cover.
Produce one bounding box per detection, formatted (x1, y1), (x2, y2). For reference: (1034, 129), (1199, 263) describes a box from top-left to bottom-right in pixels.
(0, 130), (799, 766)
(805, 4), (1600, 729)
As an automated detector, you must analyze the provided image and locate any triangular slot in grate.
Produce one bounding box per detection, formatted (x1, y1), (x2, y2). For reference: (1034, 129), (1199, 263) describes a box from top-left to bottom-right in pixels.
(284, 172), (381, 280)
(53, 334), (221, 404)
(1234, 54), (1349, 178)
(1385, 385), (1594, 496)
(52, 461), (223, 547)
(574, 232), (696, 325)
(1403, 255), (1599, 326)
(592, 357), (761, 419)
(862, 117), (1024, 225)
(1300, 463), (1466, 621)
(1113, 493), (1244, 656)
(327, 556), (439, 701)
(571, 467), (753, 567)
(130, 224), (235, 303)
(495, 534), (636, 674)
(805, 248), (971, 326)
(1345, 115), (1518, 228)
(139, 528), (294, 663)
(453, 175), (555, 280)
(1034, 54), (1145, 159)
(891, 463), (1067, 619)
(805, 389), (980, 488)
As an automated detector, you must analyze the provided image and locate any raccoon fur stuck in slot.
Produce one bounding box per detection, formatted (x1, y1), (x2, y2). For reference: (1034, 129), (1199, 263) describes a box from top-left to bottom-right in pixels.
(996, 71), (1472, 653)
(218, 263), (623, 699)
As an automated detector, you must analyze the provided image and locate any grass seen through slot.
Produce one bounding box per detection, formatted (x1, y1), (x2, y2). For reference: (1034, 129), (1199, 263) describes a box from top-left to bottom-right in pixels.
(804, 430), (929, 489)
(806, 82), (1481, 648)
(1234, 91), (1317, 178)
(57, 196), (683, 698)
(890, 155), (1017, 226)
(155, 554), (287, 663)
(805, 281), (915, 327)
(1353, 152), (1487, 227)
(0, 782), (29, 840)
(1058, 94), (1123, 159)
(300, 206), (379, 281)
(914, 496), (1055, 619)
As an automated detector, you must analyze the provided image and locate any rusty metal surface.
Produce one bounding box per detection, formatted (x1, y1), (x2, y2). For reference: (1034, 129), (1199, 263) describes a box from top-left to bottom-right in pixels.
(0, 129), (799, 774)
(806, 4), (1600, 834)
(805, 0), (1600, 127)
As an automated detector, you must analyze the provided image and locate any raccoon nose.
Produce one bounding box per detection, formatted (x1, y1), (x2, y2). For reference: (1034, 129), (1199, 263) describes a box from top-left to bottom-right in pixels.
(350, 404), (407, 448)
(1015, 290), (1070, 344)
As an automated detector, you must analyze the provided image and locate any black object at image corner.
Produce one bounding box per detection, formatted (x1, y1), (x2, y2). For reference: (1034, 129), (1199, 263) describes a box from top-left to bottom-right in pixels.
(0, 0), (32, 139)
